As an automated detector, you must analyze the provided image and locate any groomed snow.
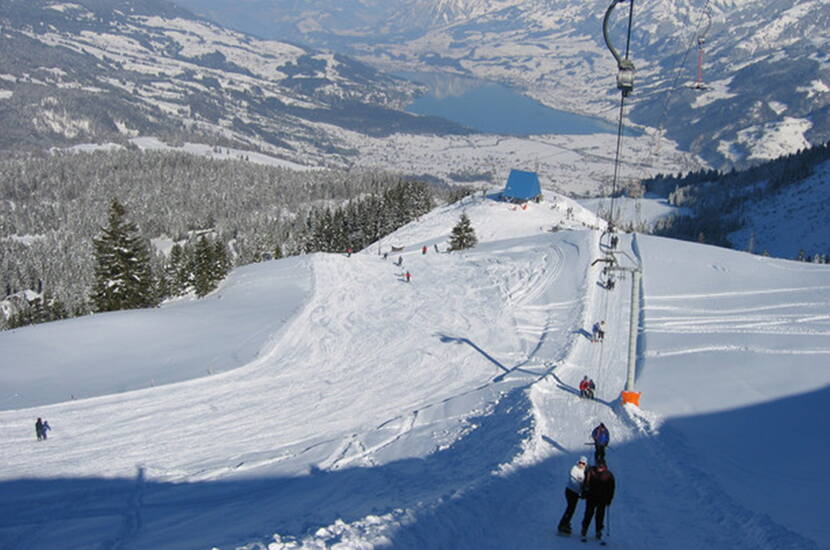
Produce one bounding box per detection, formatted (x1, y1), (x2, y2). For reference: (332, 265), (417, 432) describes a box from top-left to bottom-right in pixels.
(0, 191), (827, 549)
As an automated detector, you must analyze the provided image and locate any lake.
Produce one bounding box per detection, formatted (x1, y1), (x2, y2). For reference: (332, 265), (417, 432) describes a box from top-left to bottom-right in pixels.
(401, 71), (618, 136)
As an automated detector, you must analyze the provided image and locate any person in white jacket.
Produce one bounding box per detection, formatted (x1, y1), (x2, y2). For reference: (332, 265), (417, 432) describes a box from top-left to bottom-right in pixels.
(557, 456), (588, 535)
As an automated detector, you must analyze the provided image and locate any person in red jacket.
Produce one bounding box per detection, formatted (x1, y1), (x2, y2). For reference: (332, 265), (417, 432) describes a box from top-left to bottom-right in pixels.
(580, 460), (615, 542)
(579, 376), (590, 398)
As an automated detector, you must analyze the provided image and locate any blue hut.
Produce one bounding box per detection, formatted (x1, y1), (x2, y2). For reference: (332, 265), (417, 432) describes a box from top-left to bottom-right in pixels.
(502, 169), (542, 203)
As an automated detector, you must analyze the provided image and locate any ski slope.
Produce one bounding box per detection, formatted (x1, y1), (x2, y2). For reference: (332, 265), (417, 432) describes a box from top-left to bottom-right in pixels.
(0, 192), (828, 550)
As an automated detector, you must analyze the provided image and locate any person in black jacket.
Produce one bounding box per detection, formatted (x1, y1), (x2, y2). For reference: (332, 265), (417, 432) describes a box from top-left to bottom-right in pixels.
(581, 460), (615, 541)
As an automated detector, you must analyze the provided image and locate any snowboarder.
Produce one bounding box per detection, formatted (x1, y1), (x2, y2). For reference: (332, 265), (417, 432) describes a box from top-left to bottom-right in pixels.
(591, 422), (610, 463)
(35, 417), (44, 441)
(581, 460), (615, 543)
(591, 321), (605, 343)
(405, 271), (411, 283)
(557, 456), (588, 535)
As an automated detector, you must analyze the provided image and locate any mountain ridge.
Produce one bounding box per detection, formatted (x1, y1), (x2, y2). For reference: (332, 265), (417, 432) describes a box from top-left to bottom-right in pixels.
(0, 0), (471, 160)
(173, 0), (830, 170)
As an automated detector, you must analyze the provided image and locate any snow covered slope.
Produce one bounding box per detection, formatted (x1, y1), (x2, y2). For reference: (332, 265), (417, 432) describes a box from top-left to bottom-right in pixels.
(0, 191), (827, 549)
(180, 0), (830, 169)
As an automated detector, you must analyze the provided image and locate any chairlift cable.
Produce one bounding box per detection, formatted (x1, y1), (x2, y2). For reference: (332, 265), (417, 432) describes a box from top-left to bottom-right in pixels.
(625, 0), (713, 231)
(602, 0), (636, 227)
(646, 0), (713, 160)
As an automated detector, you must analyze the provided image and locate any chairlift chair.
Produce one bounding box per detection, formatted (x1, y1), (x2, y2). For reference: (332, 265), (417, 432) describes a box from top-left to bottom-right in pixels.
(603, 0), (636, 98)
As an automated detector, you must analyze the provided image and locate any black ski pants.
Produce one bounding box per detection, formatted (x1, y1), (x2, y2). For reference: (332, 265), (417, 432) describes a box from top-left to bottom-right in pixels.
(581, 499), (608, 536)
(558, 488), (580, 529)
(594, 443), (606, 463)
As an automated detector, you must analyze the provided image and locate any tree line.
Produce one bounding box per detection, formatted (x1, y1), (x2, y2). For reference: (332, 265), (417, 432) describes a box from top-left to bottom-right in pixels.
(642, 140), (830, 257)
(1, 148), (470, 329)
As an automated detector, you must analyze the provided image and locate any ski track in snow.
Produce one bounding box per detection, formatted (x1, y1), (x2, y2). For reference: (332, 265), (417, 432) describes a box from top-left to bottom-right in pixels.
(621, 407), (816, 550)
(1, 195), (826, 549)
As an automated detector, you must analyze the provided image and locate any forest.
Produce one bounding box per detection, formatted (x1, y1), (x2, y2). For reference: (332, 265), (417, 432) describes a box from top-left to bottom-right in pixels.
(641, 140), (830, 256)
(0, 148), (469, 329)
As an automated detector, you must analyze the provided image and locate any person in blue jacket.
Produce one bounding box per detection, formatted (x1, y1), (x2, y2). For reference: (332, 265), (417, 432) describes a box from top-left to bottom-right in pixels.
(591, 422), (609, 463)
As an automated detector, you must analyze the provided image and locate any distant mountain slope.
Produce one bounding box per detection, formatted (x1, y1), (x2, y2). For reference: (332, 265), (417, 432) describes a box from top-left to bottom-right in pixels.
(0, 0), (467, 159)
(644, 141), (830, 260)
(177, 0), (830, 170)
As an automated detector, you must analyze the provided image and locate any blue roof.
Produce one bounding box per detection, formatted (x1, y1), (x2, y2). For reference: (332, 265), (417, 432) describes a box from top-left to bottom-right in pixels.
(503, 169), (541, 200)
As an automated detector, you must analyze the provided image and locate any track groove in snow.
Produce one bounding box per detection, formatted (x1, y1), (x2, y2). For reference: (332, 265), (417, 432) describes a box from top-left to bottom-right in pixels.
(1, 196), (827, 549)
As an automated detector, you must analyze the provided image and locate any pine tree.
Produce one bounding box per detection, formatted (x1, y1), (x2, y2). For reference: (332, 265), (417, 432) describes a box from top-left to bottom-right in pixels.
(90, 198), (158, 312)
(192, 235), (216, 298)
(449, 213), (478, 251)
(210, 239), (230, 283)
(166, 243), (190, 296)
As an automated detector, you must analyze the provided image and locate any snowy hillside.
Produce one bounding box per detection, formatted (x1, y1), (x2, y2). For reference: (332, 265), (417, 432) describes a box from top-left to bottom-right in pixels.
(178, 0), (830, 169)
(0, 0), (701, 194)
(1, 192), (828, 550)
(727, 158), (830, 259)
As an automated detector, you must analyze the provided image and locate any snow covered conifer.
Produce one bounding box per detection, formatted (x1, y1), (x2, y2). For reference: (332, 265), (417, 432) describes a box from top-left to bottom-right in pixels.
(449, 213), (478, 251)
(166, 243), (191, 297)
(90, 198), (158, 312)
(210, 238), (231, 284)
(192, 235), (216, 298)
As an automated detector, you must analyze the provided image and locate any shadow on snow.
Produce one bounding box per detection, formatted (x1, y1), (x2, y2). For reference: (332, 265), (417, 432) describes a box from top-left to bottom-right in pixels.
(1, 386), (824, 550)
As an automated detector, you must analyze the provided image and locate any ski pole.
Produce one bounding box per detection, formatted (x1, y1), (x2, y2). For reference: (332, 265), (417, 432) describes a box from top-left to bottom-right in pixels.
(607, 506), (611, 538)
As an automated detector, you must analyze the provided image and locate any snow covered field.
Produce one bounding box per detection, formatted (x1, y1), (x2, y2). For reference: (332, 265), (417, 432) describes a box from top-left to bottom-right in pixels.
(0, 192), (827, 549)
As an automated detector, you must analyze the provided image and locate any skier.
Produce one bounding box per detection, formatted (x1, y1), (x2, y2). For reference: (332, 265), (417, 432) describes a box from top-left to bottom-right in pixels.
(606, 277), (615, 291)
(346, 247), (353, 257)
(35, 417), (44, 441)
(422, 245), (428, 255)
(405, 271), (411, 283)
(434, 243), (439, 253)
(610, 234), (619, 249)
(41, 419), (51, 440)
(591, 422), (610, 463)
(557, 456), (588, 535)
(579, 376), (589, 398)
(581, 460), (615, 543)
(586, 378), (596, 399)
(592, 321), (605, 343)
(397, 256), (403, 266)
(579, 376), (595, 399)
